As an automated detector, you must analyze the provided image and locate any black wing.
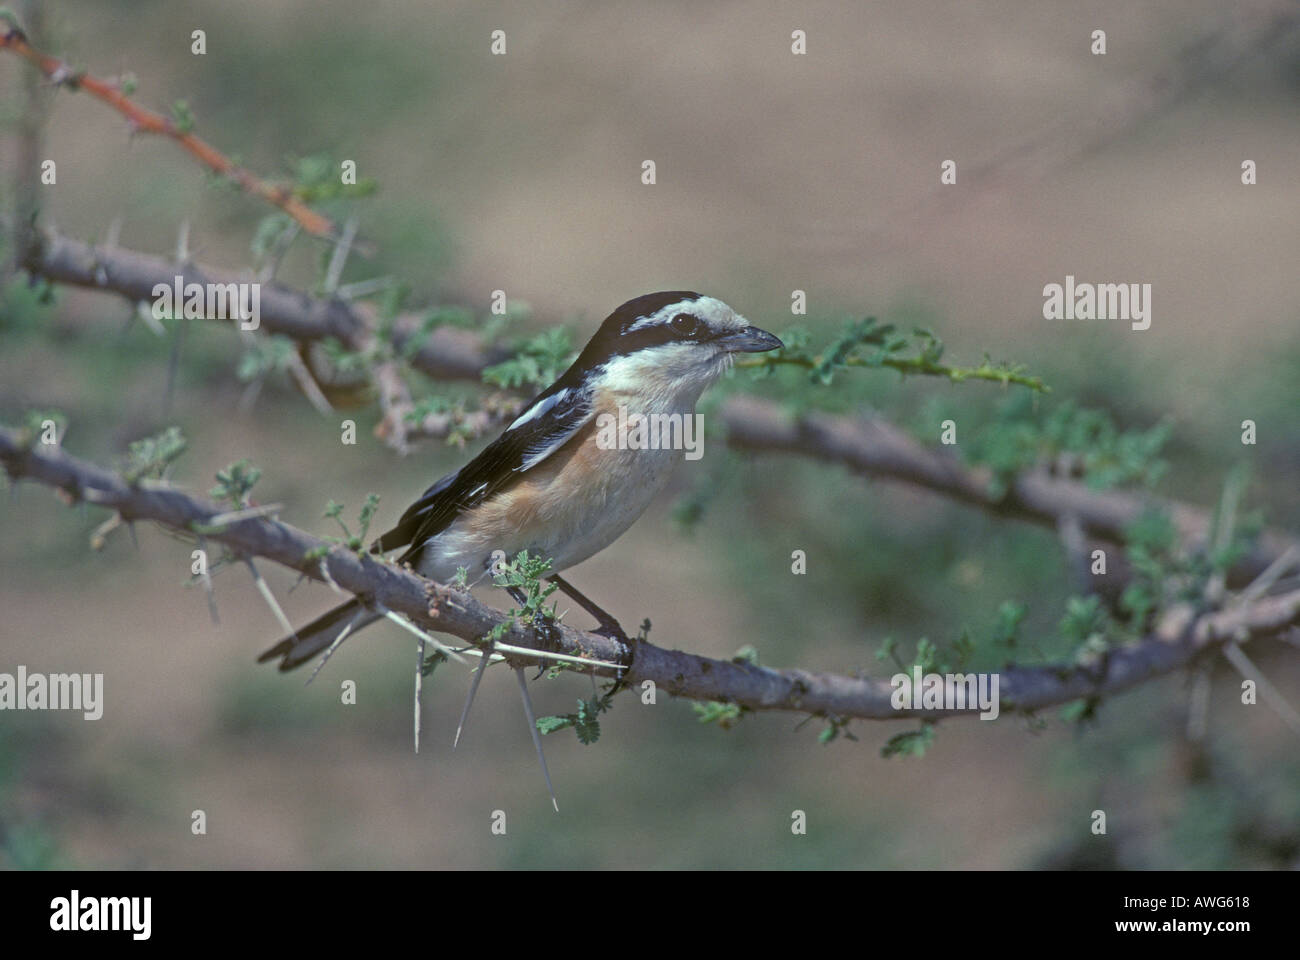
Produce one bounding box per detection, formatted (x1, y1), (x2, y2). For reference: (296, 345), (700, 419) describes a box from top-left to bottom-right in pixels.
(372, 382), (594, 563)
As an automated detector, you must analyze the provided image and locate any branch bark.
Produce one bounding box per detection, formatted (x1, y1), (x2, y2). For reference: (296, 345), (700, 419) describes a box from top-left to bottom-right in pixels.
(4, 427), (1297, 723)
(24, 228), (501, 382)
(21, 226), (1299, 587)
(717, 396), (1298, 586)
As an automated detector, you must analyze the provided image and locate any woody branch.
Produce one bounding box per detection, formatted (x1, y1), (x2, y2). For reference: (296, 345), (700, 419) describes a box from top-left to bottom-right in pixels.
(3, 427), (1298, 723)
(18, 227), (1300, 587)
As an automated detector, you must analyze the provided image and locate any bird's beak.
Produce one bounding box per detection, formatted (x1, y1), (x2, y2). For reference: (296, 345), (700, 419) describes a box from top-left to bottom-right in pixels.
(718, 325), (783, 353)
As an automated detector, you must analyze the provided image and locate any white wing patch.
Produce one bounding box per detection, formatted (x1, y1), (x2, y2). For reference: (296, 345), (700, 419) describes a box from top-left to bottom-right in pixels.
(509, 387), (594, 473)
(508, 388), (569, 430)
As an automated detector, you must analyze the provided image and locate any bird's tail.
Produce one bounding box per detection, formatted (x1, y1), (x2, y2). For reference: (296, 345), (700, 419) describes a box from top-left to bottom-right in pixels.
(256, 597), (380, 672)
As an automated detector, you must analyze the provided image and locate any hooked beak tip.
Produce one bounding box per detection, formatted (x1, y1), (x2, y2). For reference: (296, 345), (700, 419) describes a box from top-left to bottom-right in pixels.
(723, 325), (783, 353)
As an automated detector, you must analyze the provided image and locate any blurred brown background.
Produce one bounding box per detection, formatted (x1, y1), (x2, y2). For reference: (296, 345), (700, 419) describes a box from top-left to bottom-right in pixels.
(1, 0), (1298, 868)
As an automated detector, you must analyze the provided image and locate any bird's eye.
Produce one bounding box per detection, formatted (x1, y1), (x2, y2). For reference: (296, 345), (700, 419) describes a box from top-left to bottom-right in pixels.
(670, 313), (700, 337)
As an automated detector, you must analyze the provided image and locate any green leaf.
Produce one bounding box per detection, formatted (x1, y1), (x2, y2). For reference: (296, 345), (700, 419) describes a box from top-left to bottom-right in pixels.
(915, 637), (939, 673)
(251, 214), (293, 260)
(809, 317), (881, 384)
(482, 328), (575, 391)
(123, 426), (187, 485)
(536, 715), (575, 735)
(535, 693), (613, 745)
(817, 717), (857, 745)
(357, 493), (381, 541)
(211, 458), (261, 508)
(1059, 595), (1108, 645)
(693, 700), (744, 729)
(1060, 697), (1100, 725)
(171, 99), (195, 134)
(574, 698), (602, 744)
(881, 724), (935, 758)
(991, 600), (1027, 648)
(421, 651), (448, 678)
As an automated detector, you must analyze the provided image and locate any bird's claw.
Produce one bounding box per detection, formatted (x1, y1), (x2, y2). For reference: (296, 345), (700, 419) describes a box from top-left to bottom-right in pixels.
(530, 609), (563, 679)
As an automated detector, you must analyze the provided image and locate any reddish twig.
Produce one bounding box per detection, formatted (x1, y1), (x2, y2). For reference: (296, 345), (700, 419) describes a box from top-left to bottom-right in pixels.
(0, 23), (336, 238)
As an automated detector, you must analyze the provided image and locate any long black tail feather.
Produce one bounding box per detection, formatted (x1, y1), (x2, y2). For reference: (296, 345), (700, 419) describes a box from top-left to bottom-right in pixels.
(256, 598), (378, 671)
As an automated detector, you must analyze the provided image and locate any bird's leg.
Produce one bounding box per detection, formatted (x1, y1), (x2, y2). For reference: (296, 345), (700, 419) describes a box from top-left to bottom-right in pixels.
(505, 584), (562, 658)
(547, 573), (629, 643)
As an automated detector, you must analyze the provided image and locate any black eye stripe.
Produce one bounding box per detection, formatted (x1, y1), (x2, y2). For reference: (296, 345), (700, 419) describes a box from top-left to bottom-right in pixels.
(572, 291), (707, 367)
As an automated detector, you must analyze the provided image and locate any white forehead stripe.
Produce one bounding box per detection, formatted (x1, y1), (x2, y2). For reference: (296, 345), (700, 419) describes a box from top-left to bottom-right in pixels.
(625, 296), (739, 333)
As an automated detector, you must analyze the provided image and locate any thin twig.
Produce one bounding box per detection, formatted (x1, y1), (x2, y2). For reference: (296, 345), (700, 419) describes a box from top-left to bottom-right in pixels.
(0, 24), (335, 237)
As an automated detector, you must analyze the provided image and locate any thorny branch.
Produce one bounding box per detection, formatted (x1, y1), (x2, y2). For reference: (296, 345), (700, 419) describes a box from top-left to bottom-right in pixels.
(3, 428), (1299, 724)
(22, 228), (503, 382)
(5, 11), (1297, 733)
(0, 22), (336, 238)
(18, 226), (1300, 586)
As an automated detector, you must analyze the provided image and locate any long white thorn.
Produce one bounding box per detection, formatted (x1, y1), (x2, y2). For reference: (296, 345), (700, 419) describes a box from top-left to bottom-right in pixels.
(514, 667), (558, 812)
(493, 641), (622, 671)
(453, 646), (507, 663)
(453, 645), (493, 750)
(1222, 642), (1300, 737)
(286, 351), (334, 416)
(414, 636), (425, 755)
(323, 217), (359, 294)
(245, 558), (296, 639)
(198, 535), (219, 626)
(136, 300), (166, 336)
(206, 502), (283, 527)
(318, 557), (349, 597)
(1238, 546), (1300, 606)
(378, 608), (466, 664)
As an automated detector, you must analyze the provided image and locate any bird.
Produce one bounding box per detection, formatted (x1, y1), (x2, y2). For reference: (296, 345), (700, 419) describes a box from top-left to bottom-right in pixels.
(258, 291), (783, 674)
(257, 292), (781, 803)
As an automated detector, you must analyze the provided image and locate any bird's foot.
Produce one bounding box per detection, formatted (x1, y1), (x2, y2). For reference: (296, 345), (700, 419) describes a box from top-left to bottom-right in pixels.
(529, 607), (563, 679)
(530, 607), (563, 652)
